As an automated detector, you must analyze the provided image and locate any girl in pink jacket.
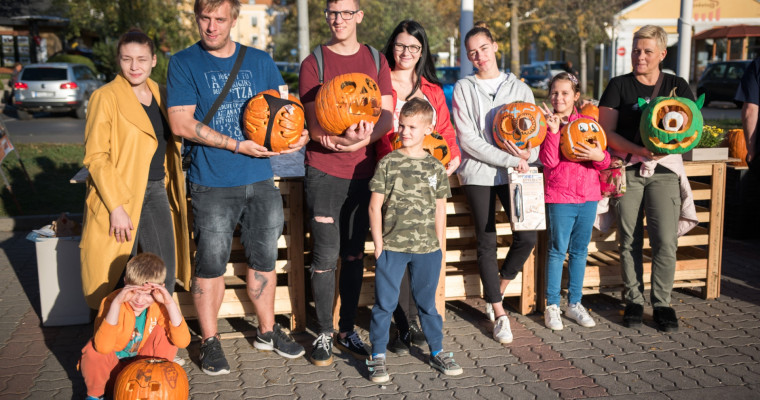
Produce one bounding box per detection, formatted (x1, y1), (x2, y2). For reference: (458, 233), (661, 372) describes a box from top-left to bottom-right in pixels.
(539, 72), (610, 330)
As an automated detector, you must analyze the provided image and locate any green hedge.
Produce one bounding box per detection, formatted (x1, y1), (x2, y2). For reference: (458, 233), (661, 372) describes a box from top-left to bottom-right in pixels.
(47, 53), (99, 74)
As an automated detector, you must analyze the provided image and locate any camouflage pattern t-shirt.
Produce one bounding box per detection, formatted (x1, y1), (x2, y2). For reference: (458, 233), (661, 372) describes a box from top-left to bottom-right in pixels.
(369, 150), (451, 253)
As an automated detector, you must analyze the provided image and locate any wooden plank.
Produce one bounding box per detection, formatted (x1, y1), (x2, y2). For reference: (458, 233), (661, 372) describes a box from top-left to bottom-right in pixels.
(704, 162), (726, 299)
(175, 286), (294, 319)
(683, 162), (715, 176)
(689, 181), (712, 201)
(285, 180), (306, 332)
(445, 223), (513, 239)
(445, 272), (524, 299)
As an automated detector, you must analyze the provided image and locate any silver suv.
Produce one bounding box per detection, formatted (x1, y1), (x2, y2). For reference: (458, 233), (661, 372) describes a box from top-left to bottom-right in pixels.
(12, 63), (104, 120)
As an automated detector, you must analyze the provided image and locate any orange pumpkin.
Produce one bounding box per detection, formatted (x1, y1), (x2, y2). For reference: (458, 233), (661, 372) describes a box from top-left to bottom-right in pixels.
(727, 128), (748, 166)
(560, 117), (608, 162)
(580, 103), (599, 120)
(243, 89), (305, 153)
(316, 72), (382, 135)
(390, 131), (452, 166)
(113, 358), (189, 400)
(492, 102), (547, 150)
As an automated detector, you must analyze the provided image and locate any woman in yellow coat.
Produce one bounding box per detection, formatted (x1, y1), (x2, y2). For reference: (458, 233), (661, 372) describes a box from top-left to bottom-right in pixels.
(81, 29), (190, 310)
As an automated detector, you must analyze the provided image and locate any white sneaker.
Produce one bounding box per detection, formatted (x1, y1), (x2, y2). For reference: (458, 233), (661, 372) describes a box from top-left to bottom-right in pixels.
(173, 355), (186, 367)
(566, 303), (596, 327)
(544, 304), (564, 330)
(493, 315), (513, 343)
(485, 303), (495, 322)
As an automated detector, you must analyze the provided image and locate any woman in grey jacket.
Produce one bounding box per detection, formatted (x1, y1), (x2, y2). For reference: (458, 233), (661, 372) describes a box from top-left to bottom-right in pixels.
(452, 24), (539, 344)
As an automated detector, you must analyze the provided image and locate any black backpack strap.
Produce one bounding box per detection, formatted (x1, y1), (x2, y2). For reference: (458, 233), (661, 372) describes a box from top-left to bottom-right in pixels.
(312, 45), (324, 84)
(202, 45), (248, 125)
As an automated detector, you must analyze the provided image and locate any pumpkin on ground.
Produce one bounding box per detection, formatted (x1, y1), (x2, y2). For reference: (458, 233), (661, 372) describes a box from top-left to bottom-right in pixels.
(315, 72), (382, 135)
(390, 131), (452, 166)
(492, 102), (547, 150)
(580, 103), (599, 120)
(560, 117), (608, 162)
(639, 90), (705, 154)
(727, 128), (748, 166)
(243, 89), (304, 152)
(113, 358), (189, 400)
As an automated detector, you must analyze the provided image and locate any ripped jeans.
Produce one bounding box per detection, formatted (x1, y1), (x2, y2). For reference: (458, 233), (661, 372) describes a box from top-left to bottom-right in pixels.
(305, 166), (371, 334)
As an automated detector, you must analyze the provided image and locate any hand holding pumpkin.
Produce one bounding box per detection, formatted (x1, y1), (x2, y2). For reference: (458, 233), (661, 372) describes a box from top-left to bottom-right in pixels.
(237, 139), (280, 158)
(279, 129), (310, 155)
(504, 140), (533, 161)
(573, 141), (606, 162)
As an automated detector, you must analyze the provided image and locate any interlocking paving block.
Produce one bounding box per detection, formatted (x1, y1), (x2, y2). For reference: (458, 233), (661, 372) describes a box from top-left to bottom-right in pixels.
(657, 368), (701, 389)
(442, 373), (493, 389)
(622, 359), (670, 373)
(560, 348), (605, 360)
(391, 370), (424, 392)
(347, 383), (401, 398)
(724, 364), (760, 384)
(662, 385), (759, 400)
(317, 378), (350, 399)
(612, 351), (659, 364)
(523, 380), (560, 399)
(400, 391), (431, 400)
(476, 385), (506, 400)
(568, 357), (608, 376)
(679, 367), (725, 387)
(243, 384), (297, 398)
(591, 374), (632, 395)
(525, 359), (573, 372)
(638, 370), (679, 392)
(614, 370), (657, 393)
(414, 371), (449, 391)
(701, 365), (746, 385)
(535, 366), (585, 382)
(671, 349), (714, 367)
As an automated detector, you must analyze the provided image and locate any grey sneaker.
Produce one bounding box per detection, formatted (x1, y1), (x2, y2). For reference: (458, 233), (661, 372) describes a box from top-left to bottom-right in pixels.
(566, 303), (596, 327)
(366, 355), (390, 383)
(544, 304), (564, 330)
(335, 331), (370, 360)
(254, 323), (306, 359)
(429, 352), (463, 376)
(199, 335), (230, 375)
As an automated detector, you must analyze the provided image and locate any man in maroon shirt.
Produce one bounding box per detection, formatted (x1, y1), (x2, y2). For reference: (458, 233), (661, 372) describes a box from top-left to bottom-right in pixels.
(299, 0), (393, 367)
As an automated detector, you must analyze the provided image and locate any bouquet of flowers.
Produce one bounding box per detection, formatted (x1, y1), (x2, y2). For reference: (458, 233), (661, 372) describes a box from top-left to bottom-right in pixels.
(697, 125), (726, 148)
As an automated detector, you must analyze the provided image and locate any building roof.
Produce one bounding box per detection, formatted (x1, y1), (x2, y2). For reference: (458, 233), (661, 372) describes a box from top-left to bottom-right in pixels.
(693, 24), (760, 39)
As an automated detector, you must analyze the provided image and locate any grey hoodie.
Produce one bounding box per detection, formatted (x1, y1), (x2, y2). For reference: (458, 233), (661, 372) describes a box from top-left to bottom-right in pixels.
(452, 72), (540, 186)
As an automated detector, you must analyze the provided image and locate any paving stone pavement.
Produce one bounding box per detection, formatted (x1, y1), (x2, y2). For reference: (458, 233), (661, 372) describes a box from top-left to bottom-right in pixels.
(1, 231), (759, 399)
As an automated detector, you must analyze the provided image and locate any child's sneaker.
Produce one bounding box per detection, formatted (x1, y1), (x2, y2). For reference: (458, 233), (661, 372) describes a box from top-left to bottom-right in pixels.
(254, 323), (306, 358)
(566, 303), (596, 327)
(408, 320), (426, 346)
(429, 352), (463, 376)
(544, 304), (564, 330)
(335, 331), (370, 360)
(199, 335), (230, 375)
(310, 332), (333, 366)
(366, 354), (389, 383)
(85, 396), (104, 400)
(493, 315), (513, 344)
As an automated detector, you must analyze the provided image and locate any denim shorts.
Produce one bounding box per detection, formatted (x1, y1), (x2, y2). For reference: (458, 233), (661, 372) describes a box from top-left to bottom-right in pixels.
(190, 178), (284, 278)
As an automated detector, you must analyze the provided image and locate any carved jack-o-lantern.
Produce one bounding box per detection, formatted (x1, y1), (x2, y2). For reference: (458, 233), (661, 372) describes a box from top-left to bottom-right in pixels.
(113, 358), (189, 400)
(390, 131), (452, 166)
(316, 72), (382, 135)
(243, 89), (304, 152)
(560, 117), (608, 162)
(639, 90), (705, 154)
(580, 103), (599, 121)
(492, 102), (547, 150)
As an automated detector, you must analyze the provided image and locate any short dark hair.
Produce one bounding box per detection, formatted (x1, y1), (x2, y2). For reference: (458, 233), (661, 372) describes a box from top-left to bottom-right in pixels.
(117, 29), (155, 57)
(399, 97), (434, 126)
(465, 21), (495, 45)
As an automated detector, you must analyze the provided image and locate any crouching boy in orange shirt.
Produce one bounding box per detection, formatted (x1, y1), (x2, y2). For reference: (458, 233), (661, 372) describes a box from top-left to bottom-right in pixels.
(79, 253), (191, 400)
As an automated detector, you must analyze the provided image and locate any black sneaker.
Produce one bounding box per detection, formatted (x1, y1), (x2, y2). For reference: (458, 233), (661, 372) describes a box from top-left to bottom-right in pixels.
(199, 335), (230, 376)
(254, 323), (306, 359)
(335, 331), (370, 360)
(623, 303), (644, 328)
(310, 333), (333, 366)
(408, 320), (426, 346)
(429, 352), (463, 376)
(366, 355), (389, 383)
(387, 330), (410, 355)
(653, 306), (679, 332)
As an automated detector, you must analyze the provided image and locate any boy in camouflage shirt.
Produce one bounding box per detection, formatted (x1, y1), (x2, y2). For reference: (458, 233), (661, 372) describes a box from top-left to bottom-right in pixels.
(366, 98), (463, 383)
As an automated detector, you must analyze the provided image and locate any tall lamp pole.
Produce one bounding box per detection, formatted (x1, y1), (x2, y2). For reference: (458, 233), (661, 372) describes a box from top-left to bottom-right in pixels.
(677, 0), (694, 81)
(297, 0), (309, 62)
(460, 0), (474, 77)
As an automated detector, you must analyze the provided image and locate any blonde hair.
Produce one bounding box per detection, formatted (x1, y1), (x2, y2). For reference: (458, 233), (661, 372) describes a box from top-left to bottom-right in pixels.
(124, 253), (167, 286)
(195, 0), (241, 20)
(399, 97), (434, 125)
(633, 25), (668, 51)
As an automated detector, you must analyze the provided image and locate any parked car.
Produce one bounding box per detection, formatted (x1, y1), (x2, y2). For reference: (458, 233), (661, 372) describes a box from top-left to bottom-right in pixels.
(697, 60), (752, 107)
(12, 63), (104, 120)
(436, 66), (460, 111)
(520, 61), (566, 90)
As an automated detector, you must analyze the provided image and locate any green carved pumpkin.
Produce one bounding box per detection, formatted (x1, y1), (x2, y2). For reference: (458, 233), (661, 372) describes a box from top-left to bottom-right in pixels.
(638, 90), (705, 154)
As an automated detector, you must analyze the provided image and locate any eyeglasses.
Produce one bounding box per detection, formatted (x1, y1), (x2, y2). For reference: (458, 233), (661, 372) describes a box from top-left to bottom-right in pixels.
(324, 9), (360, 21)
(394, 43), (422, 54)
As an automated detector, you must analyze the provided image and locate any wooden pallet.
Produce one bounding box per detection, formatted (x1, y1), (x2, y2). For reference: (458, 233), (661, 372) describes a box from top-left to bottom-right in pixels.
(174, 178), (306, 332)
(537, 161), (726, 311)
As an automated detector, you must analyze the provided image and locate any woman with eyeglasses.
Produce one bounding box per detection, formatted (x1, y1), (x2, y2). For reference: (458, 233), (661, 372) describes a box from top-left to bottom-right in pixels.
(374, 20), (461, 356)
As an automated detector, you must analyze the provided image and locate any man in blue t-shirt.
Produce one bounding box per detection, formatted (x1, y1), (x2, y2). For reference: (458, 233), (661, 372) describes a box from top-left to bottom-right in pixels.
(735, 56), (760, 174)
(167, 0), (308, 376)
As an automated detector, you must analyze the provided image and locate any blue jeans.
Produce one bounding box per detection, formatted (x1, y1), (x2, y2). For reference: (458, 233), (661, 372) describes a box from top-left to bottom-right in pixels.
(370, 250), (443, 355)
(190, 179), (284, 278)
(545, 201), (597, 306)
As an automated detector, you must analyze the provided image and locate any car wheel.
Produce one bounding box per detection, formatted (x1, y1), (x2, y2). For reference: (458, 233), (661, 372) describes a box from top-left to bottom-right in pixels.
(16, 109), (33, 120)
(75, 96), (89, 119)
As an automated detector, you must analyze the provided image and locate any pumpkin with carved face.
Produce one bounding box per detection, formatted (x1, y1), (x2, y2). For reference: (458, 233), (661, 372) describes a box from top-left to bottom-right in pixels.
(492, 102), (547, 150)
(243, 89), (304, 152)
(316, 72), (382, 135)
(639, 92), (705, 154)
(560, 117), (608, 162)
(113, 358), (189, 400)
(390, 131), (451, 166)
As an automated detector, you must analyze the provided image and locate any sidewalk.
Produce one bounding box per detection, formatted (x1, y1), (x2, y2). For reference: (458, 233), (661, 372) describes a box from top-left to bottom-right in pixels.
(1, 231), (759, 399)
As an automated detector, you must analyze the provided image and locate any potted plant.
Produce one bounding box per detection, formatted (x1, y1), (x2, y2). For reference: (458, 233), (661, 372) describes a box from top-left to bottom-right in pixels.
(682, 125), (729, 161)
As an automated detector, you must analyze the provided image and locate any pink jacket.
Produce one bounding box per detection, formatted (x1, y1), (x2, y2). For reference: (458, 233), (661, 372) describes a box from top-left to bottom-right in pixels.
(539, 111), (611, 204)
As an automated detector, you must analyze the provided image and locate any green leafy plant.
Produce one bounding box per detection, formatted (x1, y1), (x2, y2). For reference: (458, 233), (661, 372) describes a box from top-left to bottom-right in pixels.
(697, 125), (727, 148)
